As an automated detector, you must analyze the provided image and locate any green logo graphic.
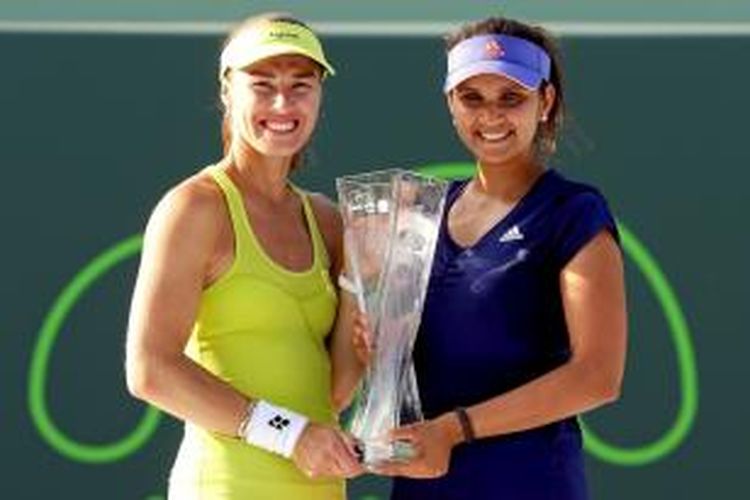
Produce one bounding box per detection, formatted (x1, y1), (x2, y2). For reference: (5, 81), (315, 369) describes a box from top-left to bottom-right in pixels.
(28, 234), (162, 463)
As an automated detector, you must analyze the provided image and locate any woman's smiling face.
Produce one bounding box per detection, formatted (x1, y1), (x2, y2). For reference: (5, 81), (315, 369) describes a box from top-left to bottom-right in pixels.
(223, 54), (322, 158)
(447, 72), (555, 167)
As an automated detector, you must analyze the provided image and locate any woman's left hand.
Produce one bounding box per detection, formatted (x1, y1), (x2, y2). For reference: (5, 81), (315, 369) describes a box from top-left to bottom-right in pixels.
(373, 413), (462, 478)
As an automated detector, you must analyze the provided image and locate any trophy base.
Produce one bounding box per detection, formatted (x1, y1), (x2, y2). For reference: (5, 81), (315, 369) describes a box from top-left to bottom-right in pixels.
(356, 439), (417, 468)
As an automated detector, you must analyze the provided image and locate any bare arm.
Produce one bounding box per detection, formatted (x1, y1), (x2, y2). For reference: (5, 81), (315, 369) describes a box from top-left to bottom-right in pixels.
(125, 179), (247, 436)
(465, 230), (627, 437)
(330, 293), (366, 412)
(307, 193), (365, 413)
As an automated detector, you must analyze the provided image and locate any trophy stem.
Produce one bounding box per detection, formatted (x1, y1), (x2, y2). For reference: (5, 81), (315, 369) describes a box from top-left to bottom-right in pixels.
(336, 169), (448, 468)
(343, 229), (367, 313)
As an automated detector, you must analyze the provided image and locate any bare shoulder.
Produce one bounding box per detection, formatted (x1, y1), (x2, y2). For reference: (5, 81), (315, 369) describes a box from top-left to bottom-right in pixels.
(564, 230), (623, 276)
(306, 192), (342, 237)
(145, 169), (227, 246)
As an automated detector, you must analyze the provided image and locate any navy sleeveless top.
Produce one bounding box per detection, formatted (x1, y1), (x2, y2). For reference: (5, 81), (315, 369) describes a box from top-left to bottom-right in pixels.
(391, 169), (618, 500)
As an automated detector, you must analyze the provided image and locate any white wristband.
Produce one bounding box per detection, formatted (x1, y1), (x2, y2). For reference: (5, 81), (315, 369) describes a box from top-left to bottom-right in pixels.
(242, 400), (309, 458)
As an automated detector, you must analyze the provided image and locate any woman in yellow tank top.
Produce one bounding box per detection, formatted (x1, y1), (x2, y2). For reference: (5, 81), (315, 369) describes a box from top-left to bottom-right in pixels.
(125, 12), (366, 499)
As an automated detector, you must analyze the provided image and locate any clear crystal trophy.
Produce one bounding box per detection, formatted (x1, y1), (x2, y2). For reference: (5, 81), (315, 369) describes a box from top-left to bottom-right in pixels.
(336, 169), (448, 467)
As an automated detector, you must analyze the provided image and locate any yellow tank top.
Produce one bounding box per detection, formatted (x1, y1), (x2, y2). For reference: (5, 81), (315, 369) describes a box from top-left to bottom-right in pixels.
(169, 166), (343, 499)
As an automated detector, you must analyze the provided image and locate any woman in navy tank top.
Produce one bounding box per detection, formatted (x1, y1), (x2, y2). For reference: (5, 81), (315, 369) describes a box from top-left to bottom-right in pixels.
(367, 17), (628, 499)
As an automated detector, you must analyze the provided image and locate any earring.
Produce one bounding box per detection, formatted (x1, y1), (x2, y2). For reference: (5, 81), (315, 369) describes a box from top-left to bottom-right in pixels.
(540, 115), (548, 123)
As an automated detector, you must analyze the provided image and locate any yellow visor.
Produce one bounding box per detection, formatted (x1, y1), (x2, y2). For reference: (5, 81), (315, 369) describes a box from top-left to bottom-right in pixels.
(220, 20), (335, 78)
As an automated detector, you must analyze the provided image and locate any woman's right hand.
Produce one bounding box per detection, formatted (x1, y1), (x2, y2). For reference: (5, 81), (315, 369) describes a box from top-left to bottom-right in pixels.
(351, 311), (374, 366)
(292, 422), (364, 479)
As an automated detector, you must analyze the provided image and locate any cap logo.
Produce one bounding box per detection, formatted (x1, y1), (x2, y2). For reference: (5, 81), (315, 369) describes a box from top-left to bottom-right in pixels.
(485, 39), (505, 59)
(444, 35), (550, 92)
(268, 30), (300, 40)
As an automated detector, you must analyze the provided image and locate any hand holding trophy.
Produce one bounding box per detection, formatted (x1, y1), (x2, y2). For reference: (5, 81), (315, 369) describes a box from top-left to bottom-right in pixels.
(336, 169), (448, 468)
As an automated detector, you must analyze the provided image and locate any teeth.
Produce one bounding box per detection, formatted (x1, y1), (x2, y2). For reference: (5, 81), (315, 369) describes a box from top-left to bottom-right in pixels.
(480, 131), (510, 141)
(265, 120), (296, 133)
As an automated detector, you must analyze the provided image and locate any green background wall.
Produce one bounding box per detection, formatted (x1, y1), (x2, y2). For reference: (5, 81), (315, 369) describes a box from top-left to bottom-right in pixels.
(2, 0), (750, 22)
(2, 4), (748, 499)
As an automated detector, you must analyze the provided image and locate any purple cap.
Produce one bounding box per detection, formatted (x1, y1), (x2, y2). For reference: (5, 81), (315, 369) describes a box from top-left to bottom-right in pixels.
(444, 34), (551, 93)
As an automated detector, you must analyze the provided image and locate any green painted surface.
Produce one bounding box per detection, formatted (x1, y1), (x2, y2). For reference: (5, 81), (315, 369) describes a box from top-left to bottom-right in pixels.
(28, 235), (162, 463)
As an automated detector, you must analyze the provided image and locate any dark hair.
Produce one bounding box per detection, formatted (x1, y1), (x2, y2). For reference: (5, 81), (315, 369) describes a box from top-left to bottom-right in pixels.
(445, 17), (565, 157)
(220, 13), (315, 169)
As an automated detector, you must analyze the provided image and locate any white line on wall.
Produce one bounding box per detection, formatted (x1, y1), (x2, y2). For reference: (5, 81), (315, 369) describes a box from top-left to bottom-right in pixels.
(0, 20), (750, 37)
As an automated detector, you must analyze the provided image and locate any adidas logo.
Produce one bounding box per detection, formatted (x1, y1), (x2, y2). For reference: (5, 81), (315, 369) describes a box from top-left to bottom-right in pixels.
(499, 225), (524, 243)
